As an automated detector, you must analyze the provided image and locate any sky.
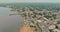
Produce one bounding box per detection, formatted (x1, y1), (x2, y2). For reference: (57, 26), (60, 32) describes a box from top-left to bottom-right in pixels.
(0, 0), (60, 3)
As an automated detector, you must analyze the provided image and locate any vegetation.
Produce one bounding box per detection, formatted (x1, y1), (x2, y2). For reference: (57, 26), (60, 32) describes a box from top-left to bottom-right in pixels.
(57, 20), (60, 24)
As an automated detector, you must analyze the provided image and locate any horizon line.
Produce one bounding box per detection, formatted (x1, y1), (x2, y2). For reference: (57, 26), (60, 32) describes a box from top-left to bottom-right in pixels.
(0, 2), (60, 3)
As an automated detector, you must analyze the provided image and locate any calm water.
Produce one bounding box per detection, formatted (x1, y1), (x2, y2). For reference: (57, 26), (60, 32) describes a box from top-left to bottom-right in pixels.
(0, 7), (22, 32)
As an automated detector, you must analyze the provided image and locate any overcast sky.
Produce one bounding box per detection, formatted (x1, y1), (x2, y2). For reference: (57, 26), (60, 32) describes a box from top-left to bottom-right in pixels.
(0, 0), (60, 3)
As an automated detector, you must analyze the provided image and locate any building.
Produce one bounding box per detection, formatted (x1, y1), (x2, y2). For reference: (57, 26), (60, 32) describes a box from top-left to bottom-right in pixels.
(53, 29), (60, 32)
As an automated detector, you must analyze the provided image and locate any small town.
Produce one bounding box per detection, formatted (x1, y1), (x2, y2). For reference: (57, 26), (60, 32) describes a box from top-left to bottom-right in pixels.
(0, 0), (60, 32)
(9, 6), (60, 32)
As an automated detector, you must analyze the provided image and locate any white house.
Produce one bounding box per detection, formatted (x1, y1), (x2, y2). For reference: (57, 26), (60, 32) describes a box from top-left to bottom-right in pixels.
(48, 25), (56, 30)
(53, 29), (60, 32)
